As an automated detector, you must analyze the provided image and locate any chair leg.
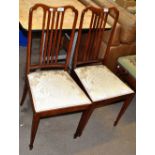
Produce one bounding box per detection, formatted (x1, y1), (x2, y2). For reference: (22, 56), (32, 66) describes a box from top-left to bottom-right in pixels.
(20, 81), (28, 106)
(113, 94), (134, 126)
(29, 114), (40, 150)
(74, 107), (94, 139)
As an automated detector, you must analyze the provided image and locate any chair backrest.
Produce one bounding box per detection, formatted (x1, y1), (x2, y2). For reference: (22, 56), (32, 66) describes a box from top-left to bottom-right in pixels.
(73, 6), (119, 68)
(26, 4), (78, 74)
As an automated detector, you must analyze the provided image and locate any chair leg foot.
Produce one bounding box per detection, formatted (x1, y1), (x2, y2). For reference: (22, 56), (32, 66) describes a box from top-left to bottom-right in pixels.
(74, 133), (78, 139)
(29, 144), (33, 150)
(113, 121), (117, 127)
(20, 81), (28, 106)
(113, 94), (134, 126)
(74, 132), (81, 139)
(29, 114), (40, 150)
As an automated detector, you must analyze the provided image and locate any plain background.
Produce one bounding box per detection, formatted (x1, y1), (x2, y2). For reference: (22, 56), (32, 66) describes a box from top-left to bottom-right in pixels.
(0, 0), (155, 154)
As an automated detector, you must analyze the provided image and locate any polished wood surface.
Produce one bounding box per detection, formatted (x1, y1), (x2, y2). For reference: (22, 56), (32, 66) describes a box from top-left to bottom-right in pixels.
(20, 4), (91, 149)
(70, 6), (135, 138)
(26, 4), (78, 73)
(73, 6), (119, 68)
(19, 0), (111, 30)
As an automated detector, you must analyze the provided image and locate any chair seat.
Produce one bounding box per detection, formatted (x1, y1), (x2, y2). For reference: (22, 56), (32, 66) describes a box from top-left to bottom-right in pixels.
(118, 55), (136, 79)
(75, 65), (134, 102)
(28, 70), (91, 112)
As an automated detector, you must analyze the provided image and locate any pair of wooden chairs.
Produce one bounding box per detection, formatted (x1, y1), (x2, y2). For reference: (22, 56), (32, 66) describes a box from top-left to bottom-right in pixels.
(20, 4), (134, 149)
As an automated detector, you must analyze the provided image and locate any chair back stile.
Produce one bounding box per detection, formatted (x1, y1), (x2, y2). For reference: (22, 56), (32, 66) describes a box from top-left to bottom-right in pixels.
(103, 7), (119, 64)
(26, 4), (78, 74)
(73, 6), (119, 68)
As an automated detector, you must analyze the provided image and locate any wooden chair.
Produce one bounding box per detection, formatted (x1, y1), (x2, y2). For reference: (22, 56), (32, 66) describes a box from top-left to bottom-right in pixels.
(70, 6), (135, 138)
(20, 4), (91, 149)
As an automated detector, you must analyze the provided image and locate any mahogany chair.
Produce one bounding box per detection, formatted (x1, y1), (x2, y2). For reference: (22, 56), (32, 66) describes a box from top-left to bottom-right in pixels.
(20, 4), (91, 149)
(70, 6), (134, 138)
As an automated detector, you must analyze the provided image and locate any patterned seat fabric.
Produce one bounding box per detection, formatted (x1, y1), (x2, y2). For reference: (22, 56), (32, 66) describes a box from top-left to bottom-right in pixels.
(118, 55), (136, 78)
(28, 70), (91, 112)
(75, 65), (134, 102)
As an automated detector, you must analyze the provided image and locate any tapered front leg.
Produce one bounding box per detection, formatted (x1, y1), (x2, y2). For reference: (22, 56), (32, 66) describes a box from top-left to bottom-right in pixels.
(114, 94), (135, 126)
(74, 106), (94, 138)
(29, 114), (40, 150)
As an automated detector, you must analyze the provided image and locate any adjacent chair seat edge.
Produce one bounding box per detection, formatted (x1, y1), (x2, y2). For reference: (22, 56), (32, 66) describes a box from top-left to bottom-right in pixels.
(118, 55), (136, 79)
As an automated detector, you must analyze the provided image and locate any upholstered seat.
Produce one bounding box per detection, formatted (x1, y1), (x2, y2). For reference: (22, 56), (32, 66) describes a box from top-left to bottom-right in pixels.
(118, 55), (136, 78)
(28, 70), (91, 112)
(75, 65), (134, 102)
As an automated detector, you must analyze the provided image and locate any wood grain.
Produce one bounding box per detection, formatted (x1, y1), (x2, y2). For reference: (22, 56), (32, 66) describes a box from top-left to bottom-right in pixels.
(19, 0), (111, 30)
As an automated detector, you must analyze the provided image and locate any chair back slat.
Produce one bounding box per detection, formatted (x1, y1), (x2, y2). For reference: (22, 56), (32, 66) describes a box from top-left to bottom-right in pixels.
(47, 11), (55, 64)
(42, 10), (51, 64)
(26, 4), (78, 74)
(55, 12), (65, 63)
(73, 6), (119, 68)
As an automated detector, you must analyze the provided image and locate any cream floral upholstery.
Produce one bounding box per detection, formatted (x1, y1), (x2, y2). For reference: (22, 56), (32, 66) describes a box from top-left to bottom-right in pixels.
(75, 65), (134, 102)
(28, 70), (91, 112)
